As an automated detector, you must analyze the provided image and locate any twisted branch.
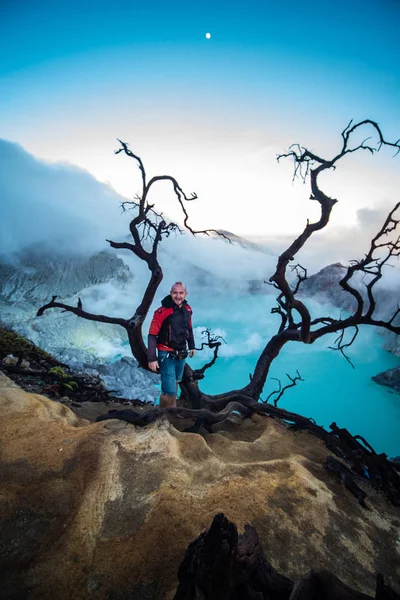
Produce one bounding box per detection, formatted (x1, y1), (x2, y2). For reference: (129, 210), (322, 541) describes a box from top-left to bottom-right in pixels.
(194, 329), (226, 378)
(263, 371), (304, 406)
(36, 296), (127, 326)
(328, 327), (359, 369)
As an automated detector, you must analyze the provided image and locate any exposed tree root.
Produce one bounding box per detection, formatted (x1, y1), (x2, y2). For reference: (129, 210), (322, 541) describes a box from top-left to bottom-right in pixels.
(96, 401), (400, 508)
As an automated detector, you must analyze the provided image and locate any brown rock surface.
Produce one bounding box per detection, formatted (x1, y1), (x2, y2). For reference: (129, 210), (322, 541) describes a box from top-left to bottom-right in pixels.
(0, 372), (399, 599)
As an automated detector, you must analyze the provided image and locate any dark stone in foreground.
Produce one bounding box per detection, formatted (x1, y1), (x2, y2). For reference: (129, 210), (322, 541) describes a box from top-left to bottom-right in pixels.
(174, 513), (400, 600)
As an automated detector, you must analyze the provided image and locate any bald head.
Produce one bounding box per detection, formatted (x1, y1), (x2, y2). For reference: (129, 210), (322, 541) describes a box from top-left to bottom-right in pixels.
(171, 281), (187, 293)
(170, 282), (187, 306)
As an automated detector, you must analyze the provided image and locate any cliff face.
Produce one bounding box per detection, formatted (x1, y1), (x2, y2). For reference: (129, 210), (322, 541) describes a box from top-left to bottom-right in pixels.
(0, 249), (131, 303)
(299, 263), (355, 311)
(1, 373), (399, 600)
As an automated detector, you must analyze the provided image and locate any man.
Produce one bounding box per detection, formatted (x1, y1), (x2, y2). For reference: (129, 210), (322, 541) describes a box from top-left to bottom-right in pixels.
(148, 282), (195, 408)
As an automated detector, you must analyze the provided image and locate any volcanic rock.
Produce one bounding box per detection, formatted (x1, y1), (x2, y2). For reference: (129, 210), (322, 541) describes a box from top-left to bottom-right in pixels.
(372, 366), (400, 393)
(0, 372), (399, 599)
(0, 248), (130, 303)
(299, 263), (354, 310)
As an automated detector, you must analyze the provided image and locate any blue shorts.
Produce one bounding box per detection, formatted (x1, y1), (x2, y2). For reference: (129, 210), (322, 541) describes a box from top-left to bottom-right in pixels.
(158, 350), (186, 396)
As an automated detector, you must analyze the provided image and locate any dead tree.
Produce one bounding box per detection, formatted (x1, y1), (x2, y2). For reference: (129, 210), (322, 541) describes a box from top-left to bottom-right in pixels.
(38, 121), (400, 412)
(178, 120), (400, 411)
(236, 119), (400, 402)
(37, 140), (228, 368)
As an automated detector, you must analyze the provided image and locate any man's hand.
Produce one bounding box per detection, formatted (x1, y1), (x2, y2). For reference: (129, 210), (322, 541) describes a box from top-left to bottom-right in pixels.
(148, 361), (159, 372)
(189, 350), (195, 358)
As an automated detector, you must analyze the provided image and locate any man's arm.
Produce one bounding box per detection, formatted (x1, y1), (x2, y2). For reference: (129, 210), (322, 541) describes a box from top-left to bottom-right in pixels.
(188, 314), (195, 358)
(148, 307), (166, 371)
(148, 334), (159, 371)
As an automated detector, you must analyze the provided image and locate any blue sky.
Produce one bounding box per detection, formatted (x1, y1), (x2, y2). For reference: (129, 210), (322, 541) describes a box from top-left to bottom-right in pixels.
(1, 0), (399, 237)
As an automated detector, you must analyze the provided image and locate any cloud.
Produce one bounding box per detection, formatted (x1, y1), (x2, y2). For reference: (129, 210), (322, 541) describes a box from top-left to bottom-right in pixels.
(0, 139), (278, 285)
(2, 138), (398, 296)
(259, 201), (400, 278)
(0, 139), (127, 256)
(160, 233), (276, 282)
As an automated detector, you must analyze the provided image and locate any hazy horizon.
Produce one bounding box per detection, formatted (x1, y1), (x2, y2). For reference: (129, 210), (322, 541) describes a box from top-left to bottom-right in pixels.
(2, 137), (400, 281)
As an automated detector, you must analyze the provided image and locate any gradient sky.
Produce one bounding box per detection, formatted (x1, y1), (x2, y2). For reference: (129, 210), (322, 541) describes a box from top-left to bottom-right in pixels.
(1, 0), (400, 237)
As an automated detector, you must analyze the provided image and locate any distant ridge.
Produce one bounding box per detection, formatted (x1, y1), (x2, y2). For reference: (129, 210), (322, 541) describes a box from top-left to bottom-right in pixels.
(215, 229), (274, 255)
(0, 248), (130, 303)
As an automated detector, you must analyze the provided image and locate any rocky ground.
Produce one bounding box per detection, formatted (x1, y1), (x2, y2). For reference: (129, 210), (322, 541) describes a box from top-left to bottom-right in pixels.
(1, 325), (400, 599)
(0, 325), (152, 422)
(1, 371), (400, 599)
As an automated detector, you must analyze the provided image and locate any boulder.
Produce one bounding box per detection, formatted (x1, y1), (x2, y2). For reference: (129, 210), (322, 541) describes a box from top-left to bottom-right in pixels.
(2, 354), (30, 369)
(0, 372), (399, 599)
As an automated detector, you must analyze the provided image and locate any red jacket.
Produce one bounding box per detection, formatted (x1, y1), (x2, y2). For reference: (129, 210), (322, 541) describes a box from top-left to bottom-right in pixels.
(148, 295), (194, 361)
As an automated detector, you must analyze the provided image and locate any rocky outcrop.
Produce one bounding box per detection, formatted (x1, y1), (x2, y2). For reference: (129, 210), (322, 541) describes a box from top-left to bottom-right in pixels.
(0, 251), (161, 402)
(299, 263), (357, 311)
(382, 331), (400, 358)
(0, 248), (131, 303)
(372, 366), (400, 393)
(1, 373), (399, 599)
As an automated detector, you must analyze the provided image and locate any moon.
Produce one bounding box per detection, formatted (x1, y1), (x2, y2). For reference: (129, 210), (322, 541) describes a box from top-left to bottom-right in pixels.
(205, 32), (211, 39)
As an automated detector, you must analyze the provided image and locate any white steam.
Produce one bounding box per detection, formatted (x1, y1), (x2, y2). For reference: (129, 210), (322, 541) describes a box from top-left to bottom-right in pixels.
(1, 138), (399, 287)
(0, 139), (127, 256)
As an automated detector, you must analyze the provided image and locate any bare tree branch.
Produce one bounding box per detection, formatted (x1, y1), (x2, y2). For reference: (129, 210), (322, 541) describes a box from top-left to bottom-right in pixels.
(328, 327), (359, 369)
(264, 377), (281, 403)
(115, 139), (146, 207)
(36, 296), (127, 326)
(339, 201), (400, 321)
(271, 305), (288, 333)
(263, 371), (304, 406)
(290, 263), (308, 295)
(114, 140), (231, 242)
(193, 329), (226, 378)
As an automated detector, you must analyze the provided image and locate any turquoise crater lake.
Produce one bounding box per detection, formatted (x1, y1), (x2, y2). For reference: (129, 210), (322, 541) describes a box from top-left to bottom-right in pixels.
(188, 294), (400, 457)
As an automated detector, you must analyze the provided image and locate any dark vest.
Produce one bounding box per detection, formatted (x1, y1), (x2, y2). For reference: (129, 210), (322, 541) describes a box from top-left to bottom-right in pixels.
(158, 305), (191, 350)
